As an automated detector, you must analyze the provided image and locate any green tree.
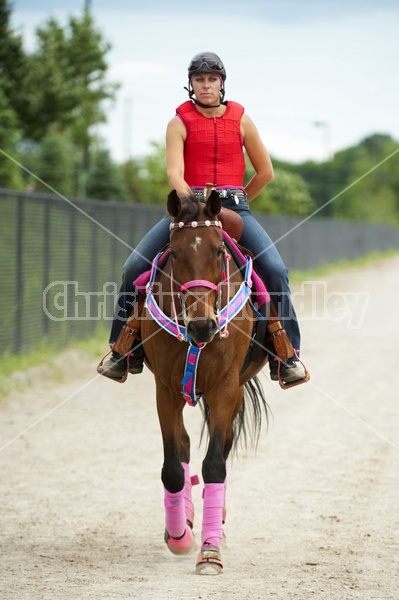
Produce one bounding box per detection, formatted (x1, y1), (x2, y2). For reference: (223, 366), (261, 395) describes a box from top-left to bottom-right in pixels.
(135, 142), (171, 205)
(86, 148), (127, 200)
(272, 133), (399, 224)
(120, 159), (144, 203)
(20, 7), (119, 193)
(0, 89), (23, 188)
(0, 0), (27, 187)
(0, 0), (29, 123)
(272, 157), (332, 216)
(330, 134), (399, 223)
(35, 125), (75, 195)
(261, 169), (316, 216)
(245, 157), (315, 216)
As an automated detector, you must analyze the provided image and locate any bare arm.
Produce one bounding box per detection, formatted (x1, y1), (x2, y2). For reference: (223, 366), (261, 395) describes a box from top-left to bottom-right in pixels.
(165, 116), (192, 199)
(241, 113), (274, 202)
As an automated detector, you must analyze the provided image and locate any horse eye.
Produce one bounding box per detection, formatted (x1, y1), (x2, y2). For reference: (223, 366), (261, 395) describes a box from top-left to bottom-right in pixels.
(216, 246), (224, 257)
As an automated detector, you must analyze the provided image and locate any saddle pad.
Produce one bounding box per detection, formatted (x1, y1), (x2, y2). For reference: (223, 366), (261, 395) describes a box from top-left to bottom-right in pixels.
(134, 249), (170, 294)
(221, 231), (270, 307)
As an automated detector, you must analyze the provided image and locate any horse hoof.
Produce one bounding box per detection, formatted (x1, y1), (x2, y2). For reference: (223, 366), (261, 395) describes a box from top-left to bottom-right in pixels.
(165, 524), (195, 555)
(195, 545), (223, 575)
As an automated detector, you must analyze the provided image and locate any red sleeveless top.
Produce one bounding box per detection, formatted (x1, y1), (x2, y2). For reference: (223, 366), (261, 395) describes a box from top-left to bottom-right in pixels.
(176, 100), (246, 187)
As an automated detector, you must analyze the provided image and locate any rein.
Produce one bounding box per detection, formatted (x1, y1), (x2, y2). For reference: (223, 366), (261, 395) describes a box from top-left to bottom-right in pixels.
(145, 218), (254, 406)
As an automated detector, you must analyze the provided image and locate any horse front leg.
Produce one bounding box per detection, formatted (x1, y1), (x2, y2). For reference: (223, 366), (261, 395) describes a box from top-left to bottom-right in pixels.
(196, 387), (243, 575)
(156, 382), (196, 555)
(196, 436), (226, 575)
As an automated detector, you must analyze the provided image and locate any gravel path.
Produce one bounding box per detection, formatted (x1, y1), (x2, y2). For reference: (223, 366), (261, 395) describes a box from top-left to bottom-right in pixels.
(1, 255), (398, 599)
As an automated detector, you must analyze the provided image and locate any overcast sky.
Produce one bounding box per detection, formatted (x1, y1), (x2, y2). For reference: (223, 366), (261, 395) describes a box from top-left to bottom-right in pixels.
(11, 0), (399, 164)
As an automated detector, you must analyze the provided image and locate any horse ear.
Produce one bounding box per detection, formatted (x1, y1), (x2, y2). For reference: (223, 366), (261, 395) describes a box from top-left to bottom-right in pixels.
(205, 190), (222, 218)
(167, 190), (182, 217)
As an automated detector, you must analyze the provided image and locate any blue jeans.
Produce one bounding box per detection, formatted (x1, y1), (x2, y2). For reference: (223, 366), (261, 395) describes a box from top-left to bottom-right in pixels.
(109, 198), (301, 353)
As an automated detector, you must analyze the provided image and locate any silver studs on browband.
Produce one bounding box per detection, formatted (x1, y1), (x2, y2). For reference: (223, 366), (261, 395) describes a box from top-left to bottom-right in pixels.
(169, 220), (222, 231)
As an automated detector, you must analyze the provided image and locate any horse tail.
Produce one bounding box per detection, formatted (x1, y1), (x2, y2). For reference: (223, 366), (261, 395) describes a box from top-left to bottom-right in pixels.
(199, 375), (270, 455)
(233, 376), (270, 453)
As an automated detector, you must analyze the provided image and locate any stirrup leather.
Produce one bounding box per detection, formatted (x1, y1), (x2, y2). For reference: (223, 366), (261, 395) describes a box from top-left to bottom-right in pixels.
(113, 294), (145, 356)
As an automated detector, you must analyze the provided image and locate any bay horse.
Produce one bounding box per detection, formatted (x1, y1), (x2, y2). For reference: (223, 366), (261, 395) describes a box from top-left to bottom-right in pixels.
(140, 190), (269, 575)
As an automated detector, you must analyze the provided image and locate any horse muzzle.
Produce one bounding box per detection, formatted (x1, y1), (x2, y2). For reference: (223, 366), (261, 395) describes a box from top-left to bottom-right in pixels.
(186, 317), (218, 344)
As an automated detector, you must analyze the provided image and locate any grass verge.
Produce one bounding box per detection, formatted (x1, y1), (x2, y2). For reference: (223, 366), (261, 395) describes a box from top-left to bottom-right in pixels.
(0, 327), (109, 400)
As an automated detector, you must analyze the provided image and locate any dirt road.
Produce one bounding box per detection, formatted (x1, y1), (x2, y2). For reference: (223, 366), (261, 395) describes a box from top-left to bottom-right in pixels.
(1, 256), (398, 599)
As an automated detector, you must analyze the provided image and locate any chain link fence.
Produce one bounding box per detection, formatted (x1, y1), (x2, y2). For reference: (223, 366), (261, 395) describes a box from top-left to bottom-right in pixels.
(1, 187), (398, 356)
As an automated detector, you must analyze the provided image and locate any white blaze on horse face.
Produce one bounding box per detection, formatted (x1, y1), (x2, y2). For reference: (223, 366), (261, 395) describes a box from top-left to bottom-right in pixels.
(190, 235), (202, 252)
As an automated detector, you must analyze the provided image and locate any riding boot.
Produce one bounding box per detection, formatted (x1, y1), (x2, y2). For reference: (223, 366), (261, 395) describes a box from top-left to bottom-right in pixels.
(97, 295), (145, 382)
(266, 300), (309, 388)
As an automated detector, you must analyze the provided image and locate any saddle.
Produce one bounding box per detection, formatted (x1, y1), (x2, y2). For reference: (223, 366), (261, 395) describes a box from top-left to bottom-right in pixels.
(218, 206), (243, 242)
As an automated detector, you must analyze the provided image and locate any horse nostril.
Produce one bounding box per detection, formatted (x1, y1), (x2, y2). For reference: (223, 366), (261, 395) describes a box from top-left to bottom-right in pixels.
(187, 319), (217, 344)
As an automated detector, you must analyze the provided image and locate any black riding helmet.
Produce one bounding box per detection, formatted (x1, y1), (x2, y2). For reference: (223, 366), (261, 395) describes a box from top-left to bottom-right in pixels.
(185, 51), (226, 108)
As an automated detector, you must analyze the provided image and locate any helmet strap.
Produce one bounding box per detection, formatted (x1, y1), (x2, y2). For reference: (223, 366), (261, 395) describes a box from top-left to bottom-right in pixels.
(184, 85), (225, 109)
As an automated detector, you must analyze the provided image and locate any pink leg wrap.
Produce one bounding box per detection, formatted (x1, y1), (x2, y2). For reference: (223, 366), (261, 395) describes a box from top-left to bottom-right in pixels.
(164, 488), (186, 539)
(182, 462), (199, 527)
(222, 473), (227, 524)
(201, 483), (225, 547)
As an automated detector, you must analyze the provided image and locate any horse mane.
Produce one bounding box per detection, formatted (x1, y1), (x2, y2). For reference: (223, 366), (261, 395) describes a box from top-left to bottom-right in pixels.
(177, 194), (203, 224)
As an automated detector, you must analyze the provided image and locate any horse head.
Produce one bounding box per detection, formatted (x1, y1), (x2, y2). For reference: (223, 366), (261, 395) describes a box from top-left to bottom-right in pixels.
(167, 190), (224, 345)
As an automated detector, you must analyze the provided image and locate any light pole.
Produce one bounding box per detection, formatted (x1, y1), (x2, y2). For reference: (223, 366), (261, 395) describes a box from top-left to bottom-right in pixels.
(313, 121), (331, 163)
(312, 121), (332, 214)
(124, 96), (133, 160)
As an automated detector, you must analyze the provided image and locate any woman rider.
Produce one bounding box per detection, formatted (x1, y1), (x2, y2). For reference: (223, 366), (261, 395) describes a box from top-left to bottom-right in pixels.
(98, 51), (306, 384)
